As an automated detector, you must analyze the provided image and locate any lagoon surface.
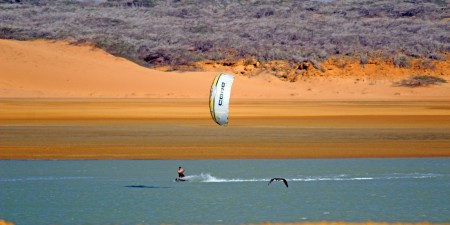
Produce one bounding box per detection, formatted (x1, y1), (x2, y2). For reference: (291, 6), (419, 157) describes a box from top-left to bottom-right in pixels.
(1, 159), (449, 225)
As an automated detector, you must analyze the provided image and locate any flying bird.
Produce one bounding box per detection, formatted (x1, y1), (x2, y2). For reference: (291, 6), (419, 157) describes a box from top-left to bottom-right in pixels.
(268, 178), (288, 188)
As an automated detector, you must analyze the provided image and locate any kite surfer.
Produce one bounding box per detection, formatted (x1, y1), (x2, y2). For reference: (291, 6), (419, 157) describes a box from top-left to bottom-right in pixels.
(178, 166), (185, 178)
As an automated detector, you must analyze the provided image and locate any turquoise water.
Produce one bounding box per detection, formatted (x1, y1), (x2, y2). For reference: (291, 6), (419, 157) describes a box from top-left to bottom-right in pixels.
(1, 159), (449, 225)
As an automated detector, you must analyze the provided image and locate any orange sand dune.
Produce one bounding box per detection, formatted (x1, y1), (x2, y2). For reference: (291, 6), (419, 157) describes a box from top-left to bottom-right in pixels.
(1, 39), (449, 100)
(0, 39), (213, 98)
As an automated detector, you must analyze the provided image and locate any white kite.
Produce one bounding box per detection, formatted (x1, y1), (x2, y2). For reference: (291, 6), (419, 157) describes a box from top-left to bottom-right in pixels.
(209, 73), (235, 126)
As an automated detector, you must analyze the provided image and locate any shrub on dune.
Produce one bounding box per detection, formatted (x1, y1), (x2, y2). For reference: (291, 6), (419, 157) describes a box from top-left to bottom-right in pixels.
(394, 75), (447, 87)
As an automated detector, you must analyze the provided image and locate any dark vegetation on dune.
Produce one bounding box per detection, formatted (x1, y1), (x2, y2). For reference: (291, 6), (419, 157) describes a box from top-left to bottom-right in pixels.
(394, 75), (448, 87)
(0, 0), (449, 73)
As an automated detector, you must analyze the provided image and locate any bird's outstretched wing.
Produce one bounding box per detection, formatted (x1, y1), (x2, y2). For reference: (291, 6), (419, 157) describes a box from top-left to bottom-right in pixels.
(268, 178), (275, 186)
(282, 179), (289, 188)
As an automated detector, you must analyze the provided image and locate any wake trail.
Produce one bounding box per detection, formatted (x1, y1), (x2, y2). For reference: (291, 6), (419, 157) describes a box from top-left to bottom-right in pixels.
(178, 173), (442, 183)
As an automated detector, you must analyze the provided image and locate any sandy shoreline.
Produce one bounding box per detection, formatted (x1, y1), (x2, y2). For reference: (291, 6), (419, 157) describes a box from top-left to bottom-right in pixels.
(1, 99), (449, 160)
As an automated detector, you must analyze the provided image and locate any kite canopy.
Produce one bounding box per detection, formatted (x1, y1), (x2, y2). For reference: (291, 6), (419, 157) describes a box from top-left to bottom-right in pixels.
(209, 73), (235, 126)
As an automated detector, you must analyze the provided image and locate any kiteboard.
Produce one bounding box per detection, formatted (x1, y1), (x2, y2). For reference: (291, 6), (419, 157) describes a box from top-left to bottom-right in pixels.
(175, 178), (187, 182)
